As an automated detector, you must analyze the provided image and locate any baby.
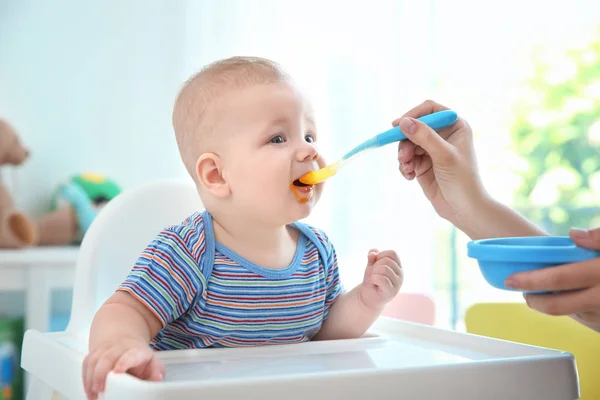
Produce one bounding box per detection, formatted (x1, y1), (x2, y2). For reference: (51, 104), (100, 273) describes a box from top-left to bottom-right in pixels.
(82, 56), (403, 399)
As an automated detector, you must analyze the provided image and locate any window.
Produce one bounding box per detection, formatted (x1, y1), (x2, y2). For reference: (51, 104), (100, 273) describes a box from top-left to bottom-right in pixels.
(183, 0), (600, 329)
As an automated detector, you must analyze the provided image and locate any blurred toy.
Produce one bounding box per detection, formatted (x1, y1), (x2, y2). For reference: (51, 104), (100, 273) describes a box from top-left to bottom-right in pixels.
(51, 173), (121, 241)
(0, 119), (37, 248)
(0, 119), (121, 248)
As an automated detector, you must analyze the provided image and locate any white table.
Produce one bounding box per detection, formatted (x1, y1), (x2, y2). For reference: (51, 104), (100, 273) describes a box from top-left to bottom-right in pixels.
(0, 246), (79, 333)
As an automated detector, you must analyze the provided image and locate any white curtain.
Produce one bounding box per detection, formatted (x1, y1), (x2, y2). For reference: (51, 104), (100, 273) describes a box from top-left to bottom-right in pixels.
(182, 0), (440, 295)
(180, 0), (600, 328)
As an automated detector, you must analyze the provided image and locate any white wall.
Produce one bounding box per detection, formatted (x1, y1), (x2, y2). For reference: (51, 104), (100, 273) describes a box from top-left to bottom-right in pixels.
(0, 0), (191, 318)
(0, 0), (189, 217)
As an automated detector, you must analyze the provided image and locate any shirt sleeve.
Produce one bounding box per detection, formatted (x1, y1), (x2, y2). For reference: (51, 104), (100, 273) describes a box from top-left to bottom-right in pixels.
(118, 228), (204, 327)
(319, 232), (344, 318)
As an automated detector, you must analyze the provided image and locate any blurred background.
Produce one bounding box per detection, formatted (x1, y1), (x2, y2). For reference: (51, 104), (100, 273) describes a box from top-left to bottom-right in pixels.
(1, 0), (599, 335)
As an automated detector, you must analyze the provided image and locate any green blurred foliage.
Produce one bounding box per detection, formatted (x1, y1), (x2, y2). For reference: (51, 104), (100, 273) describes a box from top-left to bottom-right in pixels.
(511, 27), (600, 234)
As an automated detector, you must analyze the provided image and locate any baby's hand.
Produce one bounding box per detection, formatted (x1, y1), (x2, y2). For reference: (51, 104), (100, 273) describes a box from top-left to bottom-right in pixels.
(83, 338), (164, 399)
(359, 249), (403, 310)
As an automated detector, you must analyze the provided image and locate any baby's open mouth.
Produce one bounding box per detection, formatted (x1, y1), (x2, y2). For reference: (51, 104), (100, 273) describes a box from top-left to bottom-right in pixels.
(292, 179), (310, 187)
(290, 181), (314, 204)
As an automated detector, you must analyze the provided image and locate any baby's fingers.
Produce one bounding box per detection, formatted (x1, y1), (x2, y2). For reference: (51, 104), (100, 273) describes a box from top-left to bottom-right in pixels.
(83, 354), (98, 399)
(367, 249), (379, 267)
(113, 348), (154, 374)
(376, 250), (400, 264)
(130, 355), (165, 381)
(148, 357), (166, 381)
(370, 272), (394, 293)
(91, 348), (129, 395)
(373, 262), (403, 288)
(375, 251), (402, 276)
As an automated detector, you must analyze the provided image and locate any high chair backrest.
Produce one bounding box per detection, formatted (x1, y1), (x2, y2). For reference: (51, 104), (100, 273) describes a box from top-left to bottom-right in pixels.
(66, 179), (202, 334)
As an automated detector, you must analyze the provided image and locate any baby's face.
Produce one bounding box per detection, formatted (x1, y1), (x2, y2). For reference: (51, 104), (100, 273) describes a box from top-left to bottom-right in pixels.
(212, 82), (324, 226)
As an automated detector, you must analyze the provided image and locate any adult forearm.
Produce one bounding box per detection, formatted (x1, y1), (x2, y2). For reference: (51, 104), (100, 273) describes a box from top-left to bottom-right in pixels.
(454, 196), (548, 240)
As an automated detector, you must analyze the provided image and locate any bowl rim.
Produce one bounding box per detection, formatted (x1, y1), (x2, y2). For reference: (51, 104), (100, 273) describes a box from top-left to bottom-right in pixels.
(467, 235), (600, 263)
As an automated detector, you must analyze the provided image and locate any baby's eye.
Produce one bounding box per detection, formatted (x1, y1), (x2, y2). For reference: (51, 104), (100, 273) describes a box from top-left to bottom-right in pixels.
(305, 134), (316, 143)
(270, 135), (285, 144)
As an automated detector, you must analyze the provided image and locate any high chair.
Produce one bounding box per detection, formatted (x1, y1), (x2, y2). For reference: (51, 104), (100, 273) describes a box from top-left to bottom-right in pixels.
(465, 302), (600, 400)
(21, 180), (581, 400)
(21, 179), (203, 399)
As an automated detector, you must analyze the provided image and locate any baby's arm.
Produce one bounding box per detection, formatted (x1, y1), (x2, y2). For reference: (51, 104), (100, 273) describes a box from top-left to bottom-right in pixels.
(314, 248), (403, 341)
(313, 286), (381, 340)
(89, 291), (162, 349)
(84, 291), (164, 399)
(83, 225), (203, 399)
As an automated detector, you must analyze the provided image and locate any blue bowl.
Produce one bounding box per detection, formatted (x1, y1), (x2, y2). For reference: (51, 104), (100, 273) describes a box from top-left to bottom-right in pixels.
(467, 236), (600, 292)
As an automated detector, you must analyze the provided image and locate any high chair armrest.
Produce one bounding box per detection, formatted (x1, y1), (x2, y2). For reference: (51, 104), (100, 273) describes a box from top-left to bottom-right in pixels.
(21, 330), (88, 399)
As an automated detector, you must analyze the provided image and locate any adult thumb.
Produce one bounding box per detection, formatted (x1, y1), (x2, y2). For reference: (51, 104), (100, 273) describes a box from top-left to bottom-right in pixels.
(399, 117), (456, 167)
(570, 227), (600, 250)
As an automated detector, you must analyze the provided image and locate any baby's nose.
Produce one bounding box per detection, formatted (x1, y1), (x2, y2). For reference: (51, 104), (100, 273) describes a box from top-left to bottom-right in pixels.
(299, 143), (319, 162)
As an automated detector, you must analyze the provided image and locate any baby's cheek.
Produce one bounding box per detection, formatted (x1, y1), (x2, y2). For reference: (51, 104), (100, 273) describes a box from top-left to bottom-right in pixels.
(233, 163), (264, 186)
(316, 155), (327, 169)
(258, 176), (285, 200)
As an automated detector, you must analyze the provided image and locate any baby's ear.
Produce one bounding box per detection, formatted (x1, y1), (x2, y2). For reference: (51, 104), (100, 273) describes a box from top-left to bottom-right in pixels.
(195, 153), (231, 198)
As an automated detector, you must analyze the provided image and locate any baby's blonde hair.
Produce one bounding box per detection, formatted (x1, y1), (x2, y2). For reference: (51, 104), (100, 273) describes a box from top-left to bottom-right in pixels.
(172, 56), (292, 179)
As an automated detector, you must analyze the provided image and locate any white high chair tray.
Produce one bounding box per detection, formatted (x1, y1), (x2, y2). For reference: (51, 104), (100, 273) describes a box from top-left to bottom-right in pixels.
(23, 317), (578, 400)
